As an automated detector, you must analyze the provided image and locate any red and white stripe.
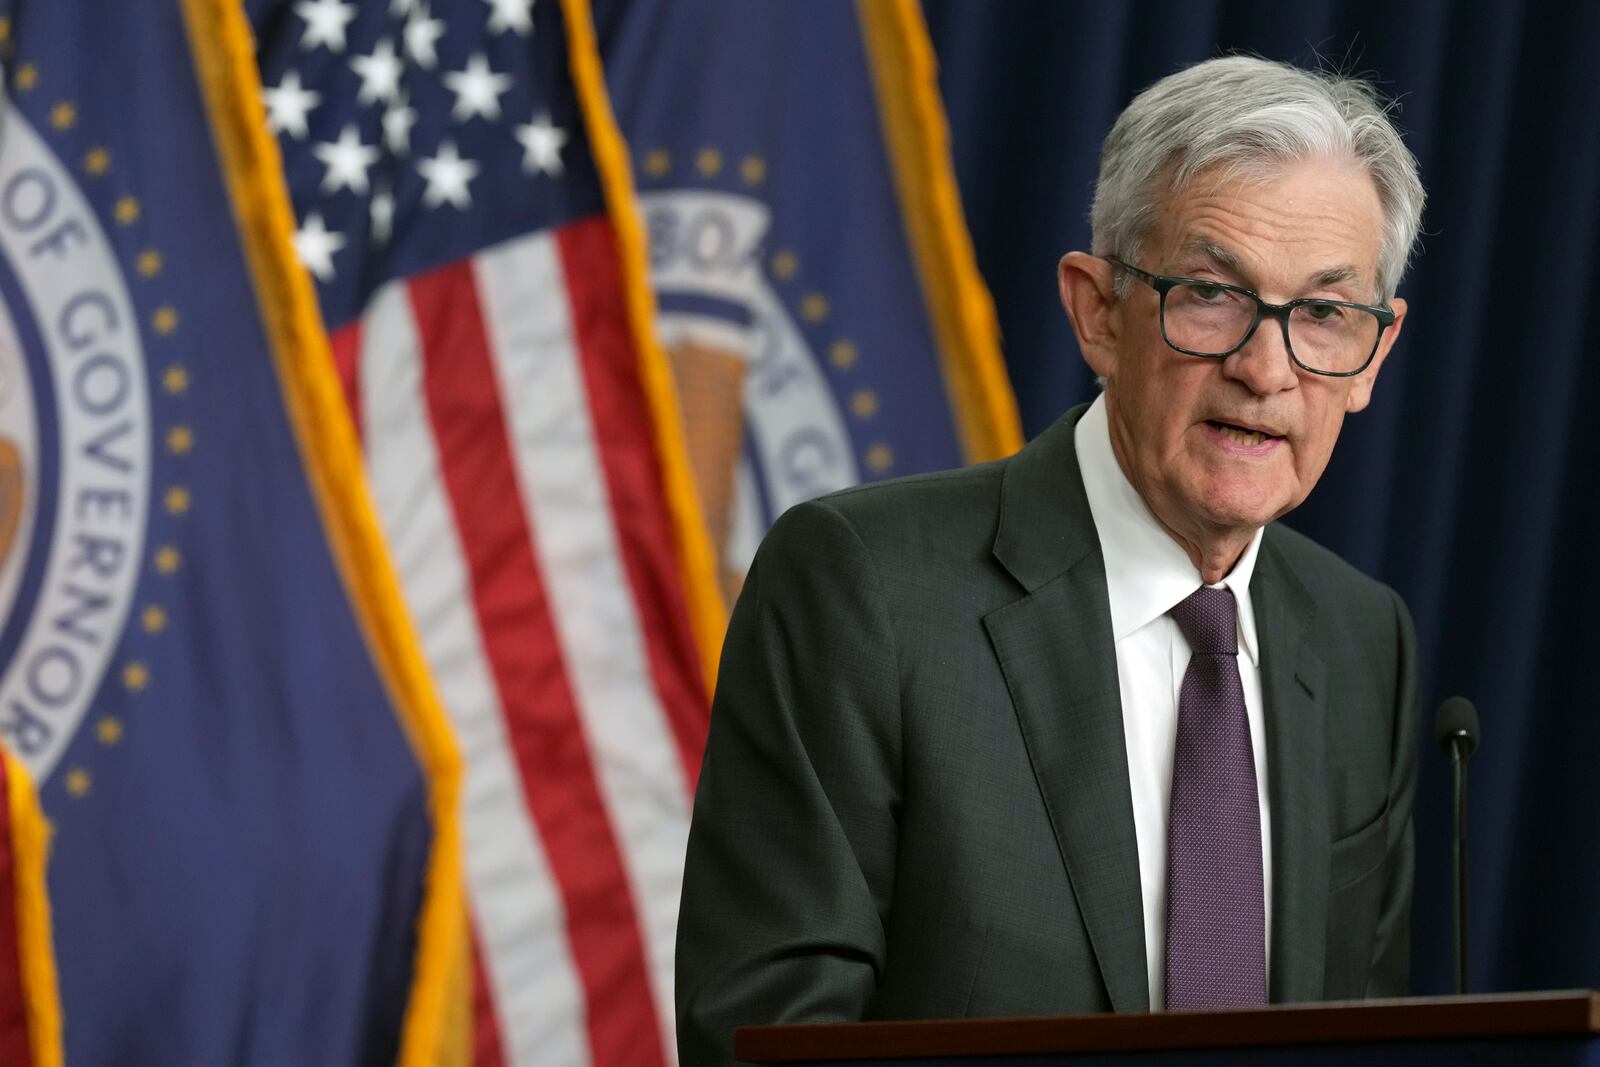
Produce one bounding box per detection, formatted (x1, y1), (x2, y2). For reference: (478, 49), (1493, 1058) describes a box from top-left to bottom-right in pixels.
(336, 217), (708, 1066)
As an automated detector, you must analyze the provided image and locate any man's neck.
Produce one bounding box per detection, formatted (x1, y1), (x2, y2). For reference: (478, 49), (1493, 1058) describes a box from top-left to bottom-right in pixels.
(1159, 520), (1254, 585)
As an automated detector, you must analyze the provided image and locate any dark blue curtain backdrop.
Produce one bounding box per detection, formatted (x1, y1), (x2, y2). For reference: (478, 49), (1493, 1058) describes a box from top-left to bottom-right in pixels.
(922, 1), (1600, 997)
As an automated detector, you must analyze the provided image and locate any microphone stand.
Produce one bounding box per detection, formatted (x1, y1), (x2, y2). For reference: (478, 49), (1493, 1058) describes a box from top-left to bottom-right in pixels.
(1436, 695), (1479, 998)
(1449, 740), (1469, 996)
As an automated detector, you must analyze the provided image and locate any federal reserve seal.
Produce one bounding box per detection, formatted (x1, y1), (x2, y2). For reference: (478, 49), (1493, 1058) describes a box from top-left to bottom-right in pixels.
(0, 88), (151, 782)
(642, 183), (859, 603)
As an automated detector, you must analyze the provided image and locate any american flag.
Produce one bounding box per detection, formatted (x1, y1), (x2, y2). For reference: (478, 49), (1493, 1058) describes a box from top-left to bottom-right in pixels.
(253, 0), (715, 1063)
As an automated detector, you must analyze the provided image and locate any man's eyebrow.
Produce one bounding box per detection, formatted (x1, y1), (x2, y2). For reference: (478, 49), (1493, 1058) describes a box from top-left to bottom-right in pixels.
(1175, 236), (1244, 275)
(1178, 238), (1369, 295)
(1309, 265), (1361, 290)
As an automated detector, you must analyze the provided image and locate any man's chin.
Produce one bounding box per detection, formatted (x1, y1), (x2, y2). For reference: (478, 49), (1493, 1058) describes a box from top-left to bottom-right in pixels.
(1187, 484), (1291, 534)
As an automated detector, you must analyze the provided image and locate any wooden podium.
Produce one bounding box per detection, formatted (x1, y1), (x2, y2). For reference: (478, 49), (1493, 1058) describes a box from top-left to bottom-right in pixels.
(735, 991), (1600, 1065)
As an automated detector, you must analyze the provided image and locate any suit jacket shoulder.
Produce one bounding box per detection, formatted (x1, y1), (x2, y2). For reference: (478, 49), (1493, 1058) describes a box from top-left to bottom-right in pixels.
(1262, 520), (1405, 615)
(788, 457), (1010, 577)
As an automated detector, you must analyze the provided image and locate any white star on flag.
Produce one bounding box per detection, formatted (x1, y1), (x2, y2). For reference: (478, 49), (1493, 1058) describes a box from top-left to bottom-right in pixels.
(351, 39), (404, 106)
(383, 97), (418, 155)
(484, 0), (535, 36)
(263, 70), (321, 140)
(515, 113), (567, 175)
(292, 212), (346, 280)
(417, 141), (480, 208)
(294, 0), (357, 53)
(444, 54), (513, 122)
(404, 9), (446, 68)
(313, 125), (381, 195)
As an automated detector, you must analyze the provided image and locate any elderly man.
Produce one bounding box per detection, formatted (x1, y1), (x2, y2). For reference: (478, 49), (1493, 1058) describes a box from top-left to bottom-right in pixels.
(677, 56), (1423, 1064)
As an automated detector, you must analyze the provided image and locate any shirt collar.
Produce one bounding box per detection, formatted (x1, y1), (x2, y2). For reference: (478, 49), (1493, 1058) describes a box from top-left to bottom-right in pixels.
(1073, 395), (1264, 665)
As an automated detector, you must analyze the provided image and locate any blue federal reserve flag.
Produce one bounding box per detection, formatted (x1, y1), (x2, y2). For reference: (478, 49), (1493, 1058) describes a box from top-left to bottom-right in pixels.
(593, 0), (1022, 601)
(0, 1), (460, 1063)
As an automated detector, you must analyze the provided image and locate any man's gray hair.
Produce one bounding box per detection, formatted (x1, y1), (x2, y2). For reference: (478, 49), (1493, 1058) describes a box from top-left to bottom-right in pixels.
(1091, 55), (1425, 301)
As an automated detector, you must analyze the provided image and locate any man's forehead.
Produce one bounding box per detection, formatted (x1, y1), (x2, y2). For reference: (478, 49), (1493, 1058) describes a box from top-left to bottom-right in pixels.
(1147, 162), (1385, 293)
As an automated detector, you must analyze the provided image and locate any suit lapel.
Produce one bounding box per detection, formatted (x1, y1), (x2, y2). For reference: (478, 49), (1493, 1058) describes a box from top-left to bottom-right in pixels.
(1253, 533), (1329, 1002)
(983, 406), (1149, 1013)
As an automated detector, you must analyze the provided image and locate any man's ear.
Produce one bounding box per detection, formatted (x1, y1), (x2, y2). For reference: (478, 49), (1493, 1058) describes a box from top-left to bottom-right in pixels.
(1058, 252), (1120, 380)
(1345, 296), (1406, 413)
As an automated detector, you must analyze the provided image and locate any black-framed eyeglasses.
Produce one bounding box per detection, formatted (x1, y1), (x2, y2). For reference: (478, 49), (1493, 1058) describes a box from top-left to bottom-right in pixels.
(1104, 257), (1395, 377)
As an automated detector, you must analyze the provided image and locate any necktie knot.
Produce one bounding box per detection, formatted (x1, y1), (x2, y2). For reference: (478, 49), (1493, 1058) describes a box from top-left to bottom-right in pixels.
(1171, 585), (1238, 655)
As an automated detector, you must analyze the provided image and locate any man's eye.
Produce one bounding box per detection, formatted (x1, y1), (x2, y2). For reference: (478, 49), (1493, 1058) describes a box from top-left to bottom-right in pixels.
(1191, 284), (1226, 301)
(1304, 302), (1342, 321)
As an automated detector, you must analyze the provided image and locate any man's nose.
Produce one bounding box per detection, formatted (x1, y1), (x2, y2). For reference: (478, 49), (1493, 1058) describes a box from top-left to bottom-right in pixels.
(1222, 315), (1300, 395)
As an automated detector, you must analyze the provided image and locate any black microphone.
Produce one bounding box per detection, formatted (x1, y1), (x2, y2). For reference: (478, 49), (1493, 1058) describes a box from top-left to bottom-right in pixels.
(1434, 696), (1480, 996)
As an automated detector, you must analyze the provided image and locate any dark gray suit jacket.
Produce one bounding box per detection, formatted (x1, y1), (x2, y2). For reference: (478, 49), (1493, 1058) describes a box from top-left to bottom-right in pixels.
(676, 404), (1420, 1065)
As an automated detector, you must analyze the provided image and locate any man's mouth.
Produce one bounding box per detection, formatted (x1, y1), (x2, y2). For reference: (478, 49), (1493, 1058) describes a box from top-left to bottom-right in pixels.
(1206, 419), (1282, 448)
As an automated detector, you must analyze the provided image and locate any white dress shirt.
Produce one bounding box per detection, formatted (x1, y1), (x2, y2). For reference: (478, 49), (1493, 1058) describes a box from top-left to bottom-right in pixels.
(1073, 395), (1273, 1010)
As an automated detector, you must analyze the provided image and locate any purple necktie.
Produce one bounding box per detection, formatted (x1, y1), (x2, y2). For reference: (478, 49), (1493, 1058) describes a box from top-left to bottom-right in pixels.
(1164, 585), (1266, 1009)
